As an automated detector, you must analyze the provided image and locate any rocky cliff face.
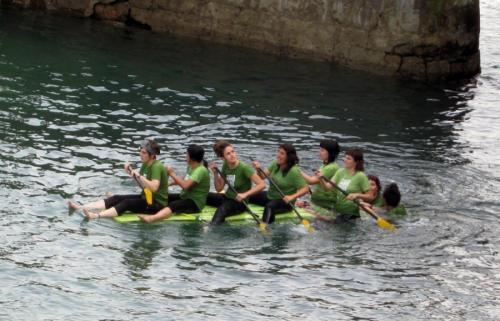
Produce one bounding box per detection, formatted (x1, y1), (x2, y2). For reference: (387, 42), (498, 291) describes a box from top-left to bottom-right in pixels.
(1, 0), (480, 81)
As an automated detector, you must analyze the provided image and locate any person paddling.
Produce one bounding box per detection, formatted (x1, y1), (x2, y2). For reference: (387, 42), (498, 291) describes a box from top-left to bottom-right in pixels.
(68, 139), (168, 219)
(251, 144), (309, 224)
(323, 147), (371, 223)
(359, 182), (407, 217)
(348, 174), (383, 206)
(139, 144), (210, 223)
(297, 140), (340, 216)
(207, 140), (266, 225)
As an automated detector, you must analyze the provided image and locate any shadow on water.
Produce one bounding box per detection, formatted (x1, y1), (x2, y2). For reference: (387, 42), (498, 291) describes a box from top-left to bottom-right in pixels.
(122, 226), (162, 280)
(121, 222), (210, 280)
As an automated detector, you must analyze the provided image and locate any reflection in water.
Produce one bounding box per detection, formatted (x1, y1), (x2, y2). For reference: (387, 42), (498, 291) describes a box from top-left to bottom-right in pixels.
(260, 227), (291, 255)
(122, 227), (162, 280)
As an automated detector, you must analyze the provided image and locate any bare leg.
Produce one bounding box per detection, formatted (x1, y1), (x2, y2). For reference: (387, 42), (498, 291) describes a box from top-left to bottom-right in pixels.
(82, 208), (99, 220)
(83, 207), (118, 220)
(68, 200), (82, 210)
(139, 207), (173, 223)
(302, 207), (332, 222)
(69, 200), (106, 211)
(81, 200), (106, 210)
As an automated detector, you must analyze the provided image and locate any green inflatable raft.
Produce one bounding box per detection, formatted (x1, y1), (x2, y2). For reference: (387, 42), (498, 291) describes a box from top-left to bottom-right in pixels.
(113, 203), (315, 224)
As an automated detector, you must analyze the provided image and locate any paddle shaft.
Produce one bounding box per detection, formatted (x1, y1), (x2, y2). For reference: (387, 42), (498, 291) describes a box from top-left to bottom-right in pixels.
(319, 175), (379, 220)
(255, 167), (305, 221)
(128, 164), (145, 189)
(212, 166), (262, 225)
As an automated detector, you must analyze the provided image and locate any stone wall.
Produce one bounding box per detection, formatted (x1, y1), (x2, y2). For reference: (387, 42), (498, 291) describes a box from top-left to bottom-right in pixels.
(1, 0), (480, 81)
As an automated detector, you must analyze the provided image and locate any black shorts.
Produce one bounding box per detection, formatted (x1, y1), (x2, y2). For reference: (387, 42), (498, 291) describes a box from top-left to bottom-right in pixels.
(167, 193), (200, 214)
(249, 191), (292, 224)
(104, 194), (164, 215)
(207, 192), (247, 225)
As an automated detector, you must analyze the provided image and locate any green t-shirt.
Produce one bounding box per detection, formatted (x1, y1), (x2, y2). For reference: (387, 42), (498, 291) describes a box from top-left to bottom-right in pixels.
(387, 204), (407, 216)
(221, 161), (254, 199)
(266, 161), (306, 200)
(311, 162), (339, 209)
(140, 160), (168, 206)
(180, 164), (210, 210)
(333, 168), (370, 215)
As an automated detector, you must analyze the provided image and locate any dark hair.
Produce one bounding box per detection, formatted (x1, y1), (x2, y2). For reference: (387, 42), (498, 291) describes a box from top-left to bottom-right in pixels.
(320, 139), (340, 164)
(187, 144), (206, 166)
(383, 183), (401, 208)
(213, 140), (232, 158)
(141, 139), (160, 156)
(275, 143), (299, 175)
(367, 174), (381, 193)
(345, 148), (364, 172)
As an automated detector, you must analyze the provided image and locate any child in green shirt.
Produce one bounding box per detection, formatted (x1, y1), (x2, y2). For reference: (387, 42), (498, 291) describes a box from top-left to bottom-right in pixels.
(298, 140), (340, 211)
(207, 140), (266, 225)
(69, 139), (168, 220)
(251, 144), (309, 224)
(139, 144), (210, 223)
(324, 148), (372, 223)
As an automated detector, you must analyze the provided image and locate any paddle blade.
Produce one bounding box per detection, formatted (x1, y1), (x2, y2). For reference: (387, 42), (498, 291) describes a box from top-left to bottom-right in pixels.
(258, 222), (268, 232)
(301, 219), (315, 233)
(144, 188), (153, 205)
(377, 218), (396, 232)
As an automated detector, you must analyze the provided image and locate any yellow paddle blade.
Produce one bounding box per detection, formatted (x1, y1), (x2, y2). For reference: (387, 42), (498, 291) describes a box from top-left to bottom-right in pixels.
(258, 222), (268, 232)
(302, 219), (315, 233)
(377, 218), (396, 232)
(144, 188), (153, 205)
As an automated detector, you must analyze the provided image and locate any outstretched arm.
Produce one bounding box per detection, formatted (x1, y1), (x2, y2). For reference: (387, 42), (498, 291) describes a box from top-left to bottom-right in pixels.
(167, 166), (197, 190)
(282, 186), (310, 204)
(301, 170), (320, 185)
(235, 173), (266, 202)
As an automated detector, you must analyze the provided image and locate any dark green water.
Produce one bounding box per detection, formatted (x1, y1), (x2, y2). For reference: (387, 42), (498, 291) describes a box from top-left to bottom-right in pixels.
(1, 5), (499, 320)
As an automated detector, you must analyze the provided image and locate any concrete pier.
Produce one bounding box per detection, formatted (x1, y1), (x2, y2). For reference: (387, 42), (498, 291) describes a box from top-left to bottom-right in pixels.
(1, 0), (481, 81)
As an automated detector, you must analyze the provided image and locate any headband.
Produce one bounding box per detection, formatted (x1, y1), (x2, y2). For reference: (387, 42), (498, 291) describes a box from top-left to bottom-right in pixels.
(141, 139), (158, 156)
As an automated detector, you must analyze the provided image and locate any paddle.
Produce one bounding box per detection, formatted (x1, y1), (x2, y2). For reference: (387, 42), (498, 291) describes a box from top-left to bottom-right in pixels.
(319, 175), (395, 231)
(127, 164), (153, 205)
(212, 166), (268, 232)
(252, 161), (314, 232)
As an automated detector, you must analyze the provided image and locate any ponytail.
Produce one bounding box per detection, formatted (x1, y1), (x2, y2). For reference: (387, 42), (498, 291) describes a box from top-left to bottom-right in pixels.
(319, 139), (340, 164)
(213, 140), (231, 158)
(345, 148), (364, 172)
(279, 143), (299, 176)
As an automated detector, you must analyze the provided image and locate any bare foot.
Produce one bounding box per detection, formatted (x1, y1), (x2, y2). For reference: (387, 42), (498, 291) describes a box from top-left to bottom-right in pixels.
(83, 208), (100, 220)
(68, 200), (81, 210)
(138, 214), (154, 223)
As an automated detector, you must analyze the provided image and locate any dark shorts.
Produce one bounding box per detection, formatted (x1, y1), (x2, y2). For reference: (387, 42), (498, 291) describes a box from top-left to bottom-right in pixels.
(207, 192), (247, 225)
(332, 213), (360, 224)
(167, 193), (199, 214)
(248, 191), (292, 224)
(104, 194), (164, 215)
